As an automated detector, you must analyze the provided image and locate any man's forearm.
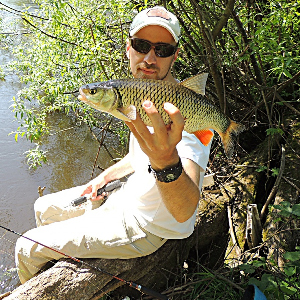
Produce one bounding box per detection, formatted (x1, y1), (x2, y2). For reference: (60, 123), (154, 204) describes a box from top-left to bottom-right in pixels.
(155, 158), (201, 223)
(101, 153), (134, 183)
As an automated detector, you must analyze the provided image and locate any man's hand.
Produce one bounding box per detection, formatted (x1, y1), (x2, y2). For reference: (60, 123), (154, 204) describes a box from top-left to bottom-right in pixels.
(81, 176), (108, 201)
(125, 100), (185, 170)
(126, 100), (201, 223)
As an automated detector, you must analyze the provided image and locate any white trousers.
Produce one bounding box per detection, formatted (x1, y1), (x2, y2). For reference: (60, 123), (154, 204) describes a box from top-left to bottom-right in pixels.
(15, 185), (166, 284)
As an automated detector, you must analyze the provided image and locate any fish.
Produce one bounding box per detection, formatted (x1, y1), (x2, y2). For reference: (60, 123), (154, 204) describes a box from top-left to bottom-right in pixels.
(78, 73), (245, 157)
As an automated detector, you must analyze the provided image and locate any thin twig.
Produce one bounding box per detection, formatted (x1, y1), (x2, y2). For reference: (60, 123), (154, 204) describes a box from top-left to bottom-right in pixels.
(90, 121), (111, 179)
(227, 203), (242, 257)
(0, 292), (11, 300)
(260, 146), (286, 220)
(275, 92), (300, 116)
(282, 176), (300, 193)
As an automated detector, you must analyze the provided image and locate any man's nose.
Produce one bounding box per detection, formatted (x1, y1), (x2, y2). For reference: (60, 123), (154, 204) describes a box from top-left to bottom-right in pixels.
(143, 47), (157, 65)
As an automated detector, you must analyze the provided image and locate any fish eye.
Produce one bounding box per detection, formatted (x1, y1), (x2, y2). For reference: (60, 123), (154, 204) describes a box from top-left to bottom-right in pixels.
(89, 88), (97, 95)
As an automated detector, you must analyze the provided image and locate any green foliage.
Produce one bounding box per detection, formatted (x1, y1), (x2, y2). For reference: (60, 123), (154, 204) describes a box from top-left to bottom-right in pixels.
(272, 201), (300, 218)
(188, 270), (242, 299)
(0, 66), (4, 80)
(266, 127), (285, 136)
(24, 143), (48, 169)
(255, 164), (280, 177)
(9, 0), (135, 154)
(238, 202), (300, 299)
(239, 251), (300, 299)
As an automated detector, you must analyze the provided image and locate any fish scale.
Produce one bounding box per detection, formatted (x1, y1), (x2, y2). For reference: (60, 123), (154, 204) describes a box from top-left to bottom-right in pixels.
(78, 74), (245, 157)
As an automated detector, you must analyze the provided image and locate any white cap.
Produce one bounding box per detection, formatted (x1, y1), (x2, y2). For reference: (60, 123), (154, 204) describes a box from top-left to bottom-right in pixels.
(129, 6), (181, 43)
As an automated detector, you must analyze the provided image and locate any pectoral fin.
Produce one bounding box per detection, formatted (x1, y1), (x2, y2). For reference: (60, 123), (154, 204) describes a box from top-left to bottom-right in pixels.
(117, 105), (137, 121)
(193, 129), (214, 146)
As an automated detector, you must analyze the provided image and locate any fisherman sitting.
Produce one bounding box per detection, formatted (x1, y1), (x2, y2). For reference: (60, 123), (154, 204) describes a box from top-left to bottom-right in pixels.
(15, 6), (212, 284)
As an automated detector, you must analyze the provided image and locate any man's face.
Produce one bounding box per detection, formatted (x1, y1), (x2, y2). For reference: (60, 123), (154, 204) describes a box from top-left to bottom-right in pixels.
(126, 25), (179, 81)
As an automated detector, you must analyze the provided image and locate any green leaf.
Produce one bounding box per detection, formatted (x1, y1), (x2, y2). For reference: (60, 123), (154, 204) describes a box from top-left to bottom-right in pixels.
(282, 69), (292, 78)
(280, 285), (297, 295)
(292, 204), (300, 217)
(266, 127), (284, 136)
(239, 264), (255, 274)
(283, 251), (300, 262)
(271, 168), (279, 177)
(284, 266), (296, 277)
(256, 165), (267, 173)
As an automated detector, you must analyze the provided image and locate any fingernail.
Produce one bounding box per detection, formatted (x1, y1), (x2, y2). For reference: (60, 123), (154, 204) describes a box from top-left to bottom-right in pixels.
(164, 102), (173, 109)
(143, 100), (152, 109)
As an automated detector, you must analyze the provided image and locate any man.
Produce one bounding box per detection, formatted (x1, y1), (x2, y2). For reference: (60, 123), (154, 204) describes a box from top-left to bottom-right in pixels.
(15, 6), (211, 284)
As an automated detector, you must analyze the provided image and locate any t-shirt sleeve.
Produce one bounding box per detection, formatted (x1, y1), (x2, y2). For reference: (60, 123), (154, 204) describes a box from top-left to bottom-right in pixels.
(176, 131), (212, 171)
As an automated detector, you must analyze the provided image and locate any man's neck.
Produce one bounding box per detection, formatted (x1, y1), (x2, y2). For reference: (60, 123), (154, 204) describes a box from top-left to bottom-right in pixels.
(163, 72), (178, 84)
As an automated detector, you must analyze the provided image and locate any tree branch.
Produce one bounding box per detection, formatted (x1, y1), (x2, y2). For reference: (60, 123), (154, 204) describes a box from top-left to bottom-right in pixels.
(21, 17), (87, 50)
(212, 0), (236, 39)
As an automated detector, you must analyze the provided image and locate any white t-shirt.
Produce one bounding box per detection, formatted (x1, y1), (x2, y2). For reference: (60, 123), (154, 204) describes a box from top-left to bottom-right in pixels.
(119, 130), (211, 239)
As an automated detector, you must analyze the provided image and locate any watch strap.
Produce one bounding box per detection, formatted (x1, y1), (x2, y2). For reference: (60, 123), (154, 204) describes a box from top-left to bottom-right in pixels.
(148, 158), (183, 183)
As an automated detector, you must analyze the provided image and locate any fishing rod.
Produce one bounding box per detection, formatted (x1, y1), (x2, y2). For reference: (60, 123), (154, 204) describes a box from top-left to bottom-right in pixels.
(70, 180), (122, 206)
(0, 224), (169, 300)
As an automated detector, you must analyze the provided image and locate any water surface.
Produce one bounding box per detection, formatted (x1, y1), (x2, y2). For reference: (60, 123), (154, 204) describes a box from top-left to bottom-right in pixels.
(0, 1), (124, 293)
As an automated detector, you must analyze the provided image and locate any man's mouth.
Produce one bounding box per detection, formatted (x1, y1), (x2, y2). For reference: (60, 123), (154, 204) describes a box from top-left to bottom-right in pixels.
(140, 68), (156, 75)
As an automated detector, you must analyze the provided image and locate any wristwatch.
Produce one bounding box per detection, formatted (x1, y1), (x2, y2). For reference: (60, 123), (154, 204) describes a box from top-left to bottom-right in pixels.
(148, 158), (183, 183)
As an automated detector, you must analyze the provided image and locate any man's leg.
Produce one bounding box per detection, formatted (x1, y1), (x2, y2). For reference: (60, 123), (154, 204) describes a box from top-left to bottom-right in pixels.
(15, 200), (166, 284)
(34, 185), (102, 227)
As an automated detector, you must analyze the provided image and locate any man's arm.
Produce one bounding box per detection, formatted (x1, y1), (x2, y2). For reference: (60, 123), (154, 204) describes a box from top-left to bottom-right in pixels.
(126, 100), (201, 223)
(81, 153), (134, 200)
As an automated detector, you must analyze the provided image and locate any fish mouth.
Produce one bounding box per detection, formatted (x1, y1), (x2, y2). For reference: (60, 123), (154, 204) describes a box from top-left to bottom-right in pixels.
(78, 87), (87, 101)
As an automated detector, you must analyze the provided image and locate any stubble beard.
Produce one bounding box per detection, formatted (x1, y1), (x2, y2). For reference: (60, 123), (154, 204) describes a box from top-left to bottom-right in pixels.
(134, 59), (173, 81)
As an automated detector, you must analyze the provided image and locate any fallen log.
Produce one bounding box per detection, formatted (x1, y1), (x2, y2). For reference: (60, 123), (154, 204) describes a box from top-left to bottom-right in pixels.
(5, 194), (229, 300)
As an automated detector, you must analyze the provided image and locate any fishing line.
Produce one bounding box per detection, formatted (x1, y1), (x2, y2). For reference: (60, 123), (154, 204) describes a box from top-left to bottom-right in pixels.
(0, 224), (169, 300)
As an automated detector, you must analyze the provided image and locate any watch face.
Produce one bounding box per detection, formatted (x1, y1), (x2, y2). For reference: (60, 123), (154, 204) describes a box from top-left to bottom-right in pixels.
(149, 158), (183, 183)
(166, 173), (176, 182)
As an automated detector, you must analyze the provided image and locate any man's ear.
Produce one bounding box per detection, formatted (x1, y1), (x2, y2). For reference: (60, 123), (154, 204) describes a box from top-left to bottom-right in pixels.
(126, 39), (130, 59)
(170, 48), (180, 68)
(173, 47), (180, 62)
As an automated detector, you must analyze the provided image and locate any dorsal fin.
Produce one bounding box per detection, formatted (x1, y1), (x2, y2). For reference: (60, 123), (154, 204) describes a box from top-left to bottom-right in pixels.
(179, 73), (208, 95)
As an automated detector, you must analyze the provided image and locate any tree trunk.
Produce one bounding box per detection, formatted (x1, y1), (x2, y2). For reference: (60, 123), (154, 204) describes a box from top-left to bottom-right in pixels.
(263, 120), (300, 268)
(5, 196), (229, 300)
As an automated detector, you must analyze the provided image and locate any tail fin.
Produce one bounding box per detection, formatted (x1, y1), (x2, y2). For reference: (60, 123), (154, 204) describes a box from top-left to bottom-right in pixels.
(219, 121), (245, 158)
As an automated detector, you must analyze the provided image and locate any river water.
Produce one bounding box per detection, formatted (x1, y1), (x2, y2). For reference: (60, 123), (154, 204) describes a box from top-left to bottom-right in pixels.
(0, 1), (124, 293)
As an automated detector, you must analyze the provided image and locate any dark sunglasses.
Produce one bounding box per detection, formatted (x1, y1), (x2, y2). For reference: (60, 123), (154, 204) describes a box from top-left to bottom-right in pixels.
(129, 38), (178, 58)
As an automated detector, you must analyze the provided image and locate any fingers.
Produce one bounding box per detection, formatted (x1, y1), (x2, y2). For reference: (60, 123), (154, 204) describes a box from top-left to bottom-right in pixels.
(140, 100), (184, 144)
(126, 100), (184, 169)
(81, 185), (92, 197)
(81, 179), (107, 202)
(163, 102), (185, 131)
(91, 183), (103, 201)
(163, 102), (184, 143)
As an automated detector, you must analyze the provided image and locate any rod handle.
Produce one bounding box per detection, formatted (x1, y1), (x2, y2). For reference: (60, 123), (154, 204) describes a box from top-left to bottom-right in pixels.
(140, 286), (169, 300)
(71, 180), (122, 207)
(71, 195), (87, 206)
(97, 179), (122, 195)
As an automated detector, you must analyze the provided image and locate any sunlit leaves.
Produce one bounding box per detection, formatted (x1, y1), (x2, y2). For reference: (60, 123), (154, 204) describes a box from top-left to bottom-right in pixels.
(9, 0), (135, 147)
